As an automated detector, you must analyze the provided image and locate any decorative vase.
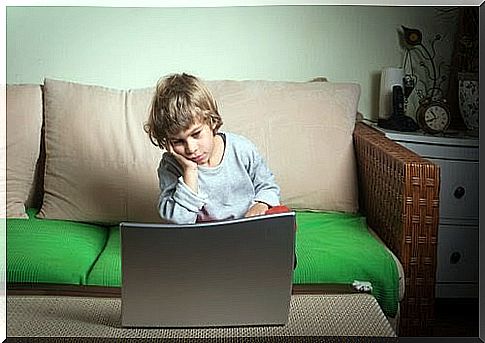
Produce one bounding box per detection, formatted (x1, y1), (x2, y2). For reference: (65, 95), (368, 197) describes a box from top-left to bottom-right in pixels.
(458, 72), (479, 131)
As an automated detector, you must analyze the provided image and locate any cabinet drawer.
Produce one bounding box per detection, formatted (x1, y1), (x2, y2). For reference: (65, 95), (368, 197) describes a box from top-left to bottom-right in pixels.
(431, 158), (479, 222)
(436, 225), (478, 283)
(436, 283), (478, 298)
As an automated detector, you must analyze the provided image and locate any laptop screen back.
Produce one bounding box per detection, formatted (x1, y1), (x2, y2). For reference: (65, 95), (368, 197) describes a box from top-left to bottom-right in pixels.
(121, 212), (296, 327)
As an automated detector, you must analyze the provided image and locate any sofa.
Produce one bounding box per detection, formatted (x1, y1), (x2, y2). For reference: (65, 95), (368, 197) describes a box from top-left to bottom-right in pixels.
(5, 78), (440, 336)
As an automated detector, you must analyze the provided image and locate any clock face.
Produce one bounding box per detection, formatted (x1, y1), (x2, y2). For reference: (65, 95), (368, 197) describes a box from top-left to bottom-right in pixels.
(424, 105), (450, 132)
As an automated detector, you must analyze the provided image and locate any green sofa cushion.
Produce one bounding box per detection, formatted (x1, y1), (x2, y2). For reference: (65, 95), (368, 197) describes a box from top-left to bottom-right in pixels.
(86, 226), (121, 287)
(7, 209), (108, 285)
(293, 211), (399, 318)
(86, 211), (399, 318)
(7, 209), (398, 317)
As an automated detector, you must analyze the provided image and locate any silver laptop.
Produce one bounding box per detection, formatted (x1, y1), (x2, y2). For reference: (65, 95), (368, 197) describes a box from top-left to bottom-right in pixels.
(120, 211), (296, 328)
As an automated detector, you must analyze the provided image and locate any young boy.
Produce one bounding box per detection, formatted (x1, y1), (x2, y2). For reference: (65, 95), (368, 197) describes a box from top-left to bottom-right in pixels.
(145, 73), (281, 224)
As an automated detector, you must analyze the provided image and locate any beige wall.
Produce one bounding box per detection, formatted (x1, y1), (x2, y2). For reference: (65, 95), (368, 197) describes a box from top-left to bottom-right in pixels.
(6, 6), (459, 119)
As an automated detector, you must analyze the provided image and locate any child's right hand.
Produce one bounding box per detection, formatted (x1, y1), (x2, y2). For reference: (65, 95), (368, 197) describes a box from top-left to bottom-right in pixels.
(168, 144), (198, 172)
(168, 144), (199, 194)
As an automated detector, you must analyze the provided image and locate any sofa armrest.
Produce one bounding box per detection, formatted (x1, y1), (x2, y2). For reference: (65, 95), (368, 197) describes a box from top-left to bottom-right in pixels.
(353, 122), (440, 336)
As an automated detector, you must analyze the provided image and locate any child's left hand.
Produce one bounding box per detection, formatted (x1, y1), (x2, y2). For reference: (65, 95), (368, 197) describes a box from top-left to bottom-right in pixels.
(244, 202), (270, 217)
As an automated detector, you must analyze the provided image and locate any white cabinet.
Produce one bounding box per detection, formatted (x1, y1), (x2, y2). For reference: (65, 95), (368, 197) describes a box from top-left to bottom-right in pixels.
(367, 123), (479, 298)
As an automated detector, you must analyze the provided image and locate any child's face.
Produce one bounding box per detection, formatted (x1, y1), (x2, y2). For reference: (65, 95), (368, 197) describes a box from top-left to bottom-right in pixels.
(168, 121), (217, 167)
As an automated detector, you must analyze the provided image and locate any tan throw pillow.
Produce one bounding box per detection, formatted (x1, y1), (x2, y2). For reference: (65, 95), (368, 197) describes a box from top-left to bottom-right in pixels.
(207, 80), (360, 213)
(6, 85), (44, 218)
(38, 79), (163, 223)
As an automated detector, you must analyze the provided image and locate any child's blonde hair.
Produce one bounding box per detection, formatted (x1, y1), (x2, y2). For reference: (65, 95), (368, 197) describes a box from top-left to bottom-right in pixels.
(145, 73), (223, 149)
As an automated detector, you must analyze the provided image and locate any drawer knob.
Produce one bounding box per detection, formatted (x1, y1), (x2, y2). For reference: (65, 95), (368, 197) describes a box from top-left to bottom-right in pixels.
(453, 186), (466, 199)
(450, 252), (461, 264)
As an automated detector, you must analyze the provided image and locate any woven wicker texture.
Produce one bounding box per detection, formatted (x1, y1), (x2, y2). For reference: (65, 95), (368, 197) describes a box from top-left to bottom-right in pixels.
(7, 294), (395, 338)
(353, 122), (440, 336)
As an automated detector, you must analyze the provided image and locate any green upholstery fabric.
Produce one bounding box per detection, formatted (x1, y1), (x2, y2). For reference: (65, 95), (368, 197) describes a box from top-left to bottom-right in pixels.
(86, 226), (121, 287)
(7, 209), (108, 285)
(7, 209), (398, 317)
(86, 211), (399, 318)
(293, 211), (399, 318)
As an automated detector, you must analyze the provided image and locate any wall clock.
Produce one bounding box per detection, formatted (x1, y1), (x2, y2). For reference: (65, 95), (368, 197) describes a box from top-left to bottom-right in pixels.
(416, 98), (451, 134)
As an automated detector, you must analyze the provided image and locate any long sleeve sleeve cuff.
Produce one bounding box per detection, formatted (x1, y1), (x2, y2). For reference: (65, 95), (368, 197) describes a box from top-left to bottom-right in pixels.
(173, 176), (208, 213)
(254, 191), (280, 208)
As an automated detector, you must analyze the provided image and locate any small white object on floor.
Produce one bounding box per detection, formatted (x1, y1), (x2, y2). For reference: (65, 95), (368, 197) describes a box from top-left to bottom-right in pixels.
(352, 280), (373, 293)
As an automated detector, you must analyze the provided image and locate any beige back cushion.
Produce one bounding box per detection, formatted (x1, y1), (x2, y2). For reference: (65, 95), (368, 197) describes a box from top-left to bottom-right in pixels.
(209, 80), (360, 212)
(6, 85), (44, 218)
(38, 78), (360, 223)
(38, 80), (160, 223)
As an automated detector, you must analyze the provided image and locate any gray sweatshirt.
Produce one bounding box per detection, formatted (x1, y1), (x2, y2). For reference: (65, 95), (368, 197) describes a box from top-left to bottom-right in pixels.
(157, 132), (280, 224)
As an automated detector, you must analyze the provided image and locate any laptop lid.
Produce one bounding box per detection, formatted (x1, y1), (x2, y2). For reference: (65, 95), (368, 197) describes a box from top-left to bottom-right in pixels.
(120, 212), (296, 328)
